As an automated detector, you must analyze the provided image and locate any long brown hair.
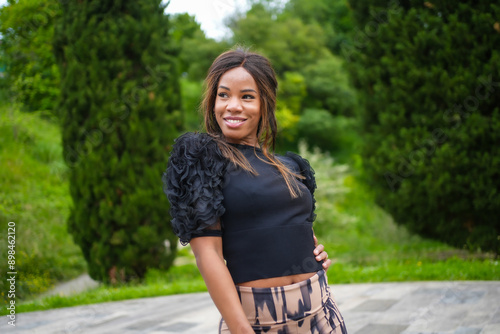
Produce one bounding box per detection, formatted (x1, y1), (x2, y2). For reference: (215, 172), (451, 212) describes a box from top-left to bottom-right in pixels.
(202, 47), (302, 198)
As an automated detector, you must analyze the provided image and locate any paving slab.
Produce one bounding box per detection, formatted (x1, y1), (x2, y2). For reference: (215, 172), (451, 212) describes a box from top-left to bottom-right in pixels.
(1, 281), (499, 333)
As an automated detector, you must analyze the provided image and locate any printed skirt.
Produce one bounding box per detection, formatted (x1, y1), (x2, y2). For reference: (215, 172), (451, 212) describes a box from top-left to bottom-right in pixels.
(219, 270), (348, 333)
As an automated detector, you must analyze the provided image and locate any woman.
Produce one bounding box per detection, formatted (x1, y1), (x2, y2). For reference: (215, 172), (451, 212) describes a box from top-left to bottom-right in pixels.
(163, 48), (347, 333)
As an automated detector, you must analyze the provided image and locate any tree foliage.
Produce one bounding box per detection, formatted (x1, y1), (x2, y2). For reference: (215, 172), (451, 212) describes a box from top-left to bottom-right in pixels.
(170, 13), (230, 81)
(53, 0), (181, 283)
(302, 54), (356, 116)
(229, 3), (329, 75)
(0, 0), (60, 112)
(348, 0), (500, 253)
(283, 0), (354, 55)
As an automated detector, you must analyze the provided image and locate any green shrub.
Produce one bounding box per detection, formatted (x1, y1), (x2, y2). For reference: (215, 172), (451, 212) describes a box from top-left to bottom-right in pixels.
(347, 0), (500, 253)
(53, 0), (182, 283)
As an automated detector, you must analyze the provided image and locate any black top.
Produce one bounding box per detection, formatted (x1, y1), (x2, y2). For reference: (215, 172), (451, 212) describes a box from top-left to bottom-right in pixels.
(163, 132), (322, 284)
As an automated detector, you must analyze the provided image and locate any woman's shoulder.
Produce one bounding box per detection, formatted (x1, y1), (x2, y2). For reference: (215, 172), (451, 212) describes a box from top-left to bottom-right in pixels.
(278, 151), (316, 194)
(170, 132), (223, 161)
(173, 131), (216, 148)
(277, 151), (313, 173)
(164, 132), (226, 245)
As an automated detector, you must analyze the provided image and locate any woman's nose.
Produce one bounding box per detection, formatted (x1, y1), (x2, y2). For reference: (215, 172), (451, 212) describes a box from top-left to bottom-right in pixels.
(226, 97), (243, 112)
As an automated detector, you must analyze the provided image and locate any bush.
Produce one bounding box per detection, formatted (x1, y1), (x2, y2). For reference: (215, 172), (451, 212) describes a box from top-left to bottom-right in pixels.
(53, 0), (182, 283)
(347, 1), (500, 253)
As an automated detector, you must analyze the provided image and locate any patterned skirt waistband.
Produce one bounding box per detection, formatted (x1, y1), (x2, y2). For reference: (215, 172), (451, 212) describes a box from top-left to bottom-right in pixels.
(235, 270), (329, 325)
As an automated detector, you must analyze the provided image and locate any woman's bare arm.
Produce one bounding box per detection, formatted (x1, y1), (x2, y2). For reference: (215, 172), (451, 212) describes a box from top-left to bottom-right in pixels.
(190, 236), (254, 334)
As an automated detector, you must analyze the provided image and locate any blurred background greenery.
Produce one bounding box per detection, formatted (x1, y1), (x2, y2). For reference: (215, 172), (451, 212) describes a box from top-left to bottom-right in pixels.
(0, 0), (498, 313)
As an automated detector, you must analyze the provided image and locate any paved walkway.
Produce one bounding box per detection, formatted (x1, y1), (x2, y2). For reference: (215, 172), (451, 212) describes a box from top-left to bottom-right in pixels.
(2, 281), (499, 334)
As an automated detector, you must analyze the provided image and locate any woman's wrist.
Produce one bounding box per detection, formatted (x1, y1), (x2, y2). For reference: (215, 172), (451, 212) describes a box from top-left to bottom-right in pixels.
(235, 323), (254, 334)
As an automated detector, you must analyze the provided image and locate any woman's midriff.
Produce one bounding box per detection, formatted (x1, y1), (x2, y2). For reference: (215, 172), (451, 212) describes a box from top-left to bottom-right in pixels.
(236, 272), (317, 288)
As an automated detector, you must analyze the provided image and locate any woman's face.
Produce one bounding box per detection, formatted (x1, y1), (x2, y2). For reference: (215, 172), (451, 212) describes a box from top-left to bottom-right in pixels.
(215, 67), (261, 147)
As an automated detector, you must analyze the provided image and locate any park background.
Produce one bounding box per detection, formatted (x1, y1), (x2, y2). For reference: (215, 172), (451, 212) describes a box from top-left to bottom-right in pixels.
(0, 0), (499, 314)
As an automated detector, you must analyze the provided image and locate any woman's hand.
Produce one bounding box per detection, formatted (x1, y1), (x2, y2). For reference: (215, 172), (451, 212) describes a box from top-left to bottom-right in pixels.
(313, 235), (332, 271)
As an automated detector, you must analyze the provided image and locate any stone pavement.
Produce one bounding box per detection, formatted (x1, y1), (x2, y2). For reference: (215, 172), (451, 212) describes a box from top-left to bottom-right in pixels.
(2, 281), (499, 334)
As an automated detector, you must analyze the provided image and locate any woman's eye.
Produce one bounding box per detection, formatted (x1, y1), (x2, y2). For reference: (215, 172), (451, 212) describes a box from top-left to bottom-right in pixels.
(243, 94), (255, 100)
(218, 92), (228, 98)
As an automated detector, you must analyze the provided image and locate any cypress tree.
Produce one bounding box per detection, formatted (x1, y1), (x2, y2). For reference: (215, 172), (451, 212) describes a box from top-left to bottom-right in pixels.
(347, 1), (500, 253)
(54, 0), (182, 283)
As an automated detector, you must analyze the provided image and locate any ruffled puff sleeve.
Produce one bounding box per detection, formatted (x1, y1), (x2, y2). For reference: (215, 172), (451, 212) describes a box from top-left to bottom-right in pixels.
(284, 152), (318, 223)
(162, 132), (228, 245)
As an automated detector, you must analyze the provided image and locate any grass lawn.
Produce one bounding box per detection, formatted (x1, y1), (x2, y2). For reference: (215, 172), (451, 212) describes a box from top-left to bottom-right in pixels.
(0, 105), (87, 311)
(1, 106), (498, 316)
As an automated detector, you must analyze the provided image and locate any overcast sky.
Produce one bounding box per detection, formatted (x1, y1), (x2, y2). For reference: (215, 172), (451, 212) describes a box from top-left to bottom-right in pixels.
(0, 0), (250, 40)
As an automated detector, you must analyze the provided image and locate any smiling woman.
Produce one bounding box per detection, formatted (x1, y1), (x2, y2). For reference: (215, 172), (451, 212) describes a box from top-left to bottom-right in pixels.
(163, 48), (347, 333)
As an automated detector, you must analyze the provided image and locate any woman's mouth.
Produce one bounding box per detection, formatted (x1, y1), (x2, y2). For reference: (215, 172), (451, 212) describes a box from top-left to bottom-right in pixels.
(224, 117), (247, 128)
